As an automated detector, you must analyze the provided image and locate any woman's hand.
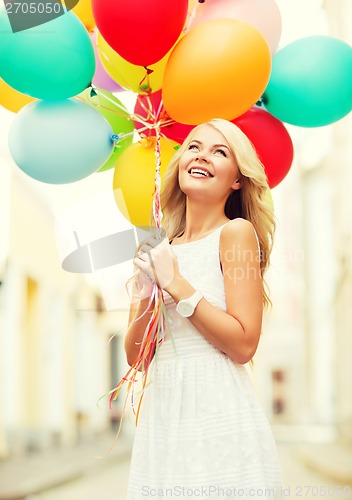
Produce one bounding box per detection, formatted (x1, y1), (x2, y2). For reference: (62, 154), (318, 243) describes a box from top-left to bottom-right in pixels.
(131, 264), (154, 302)
(133, 234), (181, 293)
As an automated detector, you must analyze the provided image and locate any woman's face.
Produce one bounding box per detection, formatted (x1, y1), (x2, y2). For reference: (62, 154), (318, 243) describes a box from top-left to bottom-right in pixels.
(178, 125), (241, 201)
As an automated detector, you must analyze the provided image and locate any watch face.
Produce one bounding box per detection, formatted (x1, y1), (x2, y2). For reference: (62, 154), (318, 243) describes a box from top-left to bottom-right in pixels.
(177, 301), (193, 317)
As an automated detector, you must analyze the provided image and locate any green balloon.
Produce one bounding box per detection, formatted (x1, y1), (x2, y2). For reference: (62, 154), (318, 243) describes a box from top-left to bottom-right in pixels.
(0, 8), (95, 100)
(79, 88), (135, 172)
(263, 36), (352, 127)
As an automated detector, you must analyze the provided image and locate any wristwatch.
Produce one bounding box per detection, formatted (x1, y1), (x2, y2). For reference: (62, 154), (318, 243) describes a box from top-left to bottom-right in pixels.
(176, 291), (204, 318)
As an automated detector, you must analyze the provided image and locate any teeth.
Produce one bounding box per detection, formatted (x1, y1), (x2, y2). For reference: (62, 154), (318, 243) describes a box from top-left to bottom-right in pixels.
(189, 168), (211, 177)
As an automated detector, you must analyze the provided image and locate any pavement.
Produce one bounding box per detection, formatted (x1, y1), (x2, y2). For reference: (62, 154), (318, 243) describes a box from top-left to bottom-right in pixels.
(273, 425), (352, 486)
(0, 427), (351, 500)
(294, 441), (352, 485)
(0, 432), (133, 500)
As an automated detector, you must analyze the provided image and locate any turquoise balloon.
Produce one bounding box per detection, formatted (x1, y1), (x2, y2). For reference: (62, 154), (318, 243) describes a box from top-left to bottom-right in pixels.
(263, 36), (352, 127)
(0, 8), (95, 99)
(9, 99), (114, 184)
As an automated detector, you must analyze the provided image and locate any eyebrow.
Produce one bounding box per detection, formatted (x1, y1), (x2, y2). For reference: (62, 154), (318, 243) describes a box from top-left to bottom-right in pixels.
(189, 139), (230, 150)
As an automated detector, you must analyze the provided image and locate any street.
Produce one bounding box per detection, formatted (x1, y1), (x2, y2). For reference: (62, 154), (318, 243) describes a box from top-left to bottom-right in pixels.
(32, 443), (352, 500)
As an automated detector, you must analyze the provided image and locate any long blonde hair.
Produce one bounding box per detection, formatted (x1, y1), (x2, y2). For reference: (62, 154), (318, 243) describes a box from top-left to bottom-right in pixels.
(159, 118), (276, 310)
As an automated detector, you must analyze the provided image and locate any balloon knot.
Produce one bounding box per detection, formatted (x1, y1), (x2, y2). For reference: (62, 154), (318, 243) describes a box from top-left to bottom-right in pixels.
(140, 84), (152, 92)
(111, 134), (120, 147)
(257, 94), (268, 107)
(89, 83), (97, 97)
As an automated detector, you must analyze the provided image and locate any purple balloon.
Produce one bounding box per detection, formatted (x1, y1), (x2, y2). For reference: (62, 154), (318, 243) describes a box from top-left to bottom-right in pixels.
(90, 29), (124, 93)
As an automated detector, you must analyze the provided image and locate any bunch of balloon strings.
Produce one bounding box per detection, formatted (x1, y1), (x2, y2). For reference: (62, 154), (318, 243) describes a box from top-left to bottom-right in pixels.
(88, 84), (178, 452)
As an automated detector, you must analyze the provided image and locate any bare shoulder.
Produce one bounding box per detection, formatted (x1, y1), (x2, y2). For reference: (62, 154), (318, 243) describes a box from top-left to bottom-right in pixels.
(220, 217), (257, 243)
(220, 218), (260, 269)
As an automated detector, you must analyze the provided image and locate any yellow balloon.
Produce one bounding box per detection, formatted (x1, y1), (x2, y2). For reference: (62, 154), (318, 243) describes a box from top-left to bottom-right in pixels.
(113, 137), (179, 227)
(72, 0), (95, 33)
(0, 78), (35, 113)
(97, 32), (173, 94)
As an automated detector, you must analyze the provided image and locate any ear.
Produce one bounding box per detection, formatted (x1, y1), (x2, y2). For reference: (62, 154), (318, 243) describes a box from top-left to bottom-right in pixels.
(231, 178), (242, 190)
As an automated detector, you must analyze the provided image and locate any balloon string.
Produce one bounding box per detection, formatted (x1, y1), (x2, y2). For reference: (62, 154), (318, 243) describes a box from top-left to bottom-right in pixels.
(152, 124), (163, 233)
(86, 85), (136, 116)
(135, 94), (159, 124)
(100, 122), (171, 452)
(184, 0), (201, 33)
(138, 67), (154, 94)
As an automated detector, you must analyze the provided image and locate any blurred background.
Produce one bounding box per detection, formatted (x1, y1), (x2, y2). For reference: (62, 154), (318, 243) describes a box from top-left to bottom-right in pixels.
(0, 0), (352, 499)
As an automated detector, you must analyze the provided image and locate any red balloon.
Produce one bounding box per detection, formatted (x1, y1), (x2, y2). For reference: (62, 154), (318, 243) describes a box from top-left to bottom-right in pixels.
(134, 90), (194, 143)
(92, 0), (189, 67)
(233, 107), (294, 188)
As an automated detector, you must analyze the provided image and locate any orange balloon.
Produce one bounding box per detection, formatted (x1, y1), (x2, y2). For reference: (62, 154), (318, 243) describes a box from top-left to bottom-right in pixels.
(162, 19), (271, 125)
(113, 137), (179, 227)
(72, 0), (95, 33)
(0, 78), (35, 112)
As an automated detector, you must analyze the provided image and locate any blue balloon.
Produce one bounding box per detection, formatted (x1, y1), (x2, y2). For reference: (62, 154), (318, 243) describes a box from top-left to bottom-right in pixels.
(9, 99), (114, 184)
(262, 36), (352, 127)
(0, 8), (95, 99)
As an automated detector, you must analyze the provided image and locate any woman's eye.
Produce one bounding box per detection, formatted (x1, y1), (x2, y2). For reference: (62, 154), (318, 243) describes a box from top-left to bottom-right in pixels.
(215, 149), (227, 157)
(188, 144), (199, 151)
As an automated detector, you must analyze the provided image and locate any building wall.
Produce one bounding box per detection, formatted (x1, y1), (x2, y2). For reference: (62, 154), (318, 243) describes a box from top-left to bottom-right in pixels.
(253, 1), (352, 445)
(0, 159), (132, 457)
(322, 0), (352, 445)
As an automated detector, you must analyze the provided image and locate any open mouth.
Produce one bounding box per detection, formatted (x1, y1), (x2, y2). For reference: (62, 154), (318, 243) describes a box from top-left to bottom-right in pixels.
(188, 167), (214, 178)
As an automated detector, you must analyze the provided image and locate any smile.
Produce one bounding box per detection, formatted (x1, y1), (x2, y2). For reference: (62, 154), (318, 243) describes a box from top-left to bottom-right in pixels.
(188, 167), (214, 178)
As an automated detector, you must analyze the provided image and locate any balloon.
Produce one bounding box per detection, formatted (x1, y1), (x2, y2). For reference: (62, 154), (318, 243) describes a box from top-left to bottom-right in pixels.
(79, 88), (135, 172)
(262, 36), (352, 127)
(113, 137), (179, 226)
(97, 32), (173, 94)
(162, 19), (271, 125)
(233, 107), (294, 189)
(0, 9), (95, 100)
(92, 0), (188, 66)
(134, 91), (194, 143)
(0, 78), (36, 113)
(90, 30), (124, 93)
(189, 0), (282, 54)
(9, 99), (114, 184)
(72, 0), (96, 33)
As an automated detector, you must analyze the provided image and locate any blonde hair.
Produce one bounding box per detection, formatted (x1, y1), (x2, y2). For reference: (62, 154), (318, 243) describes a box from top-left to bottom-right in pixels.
(159, 118), (276, 310)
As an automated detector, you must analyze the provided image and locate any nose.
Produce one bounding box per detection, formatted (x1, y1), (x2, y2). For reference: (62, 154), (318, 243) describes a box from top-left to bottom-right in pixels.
(195, 152), (208, 163)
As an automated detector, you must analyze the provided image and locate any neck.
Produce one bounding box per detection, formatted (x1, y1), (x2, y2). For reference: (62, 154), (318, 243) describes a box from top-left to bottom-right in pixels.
(182, 198), (229, 240)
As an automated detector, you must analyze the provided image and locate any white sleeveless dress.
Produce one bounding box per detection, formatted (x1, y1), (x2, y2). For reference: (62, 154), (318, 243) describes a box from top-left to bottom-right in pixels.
(126, 222), (284, 499)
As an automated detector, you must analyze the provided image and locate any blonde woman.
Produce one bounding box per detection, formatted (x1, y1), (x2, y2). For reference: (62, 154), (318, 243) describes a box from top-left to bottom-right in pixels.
(125, 119), (284, 499)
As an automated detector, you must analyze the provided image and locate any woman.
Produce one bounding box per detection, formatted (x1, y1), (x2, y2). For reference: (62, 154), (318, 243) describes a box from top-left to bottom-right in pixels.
(125, 119), (284, 499)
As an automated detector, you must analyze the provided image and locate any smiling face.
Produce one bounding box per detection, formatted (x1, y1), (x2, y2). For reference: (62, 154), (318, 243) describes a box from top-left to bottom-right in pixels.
(178, 125), (242, 202)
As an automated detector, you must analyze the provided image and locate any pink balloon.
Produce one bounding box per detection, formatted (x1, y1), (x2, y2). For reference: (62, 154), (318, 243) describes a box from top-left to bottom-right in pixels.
(90, 30), (124, 93)
(189, 0), (282, 54)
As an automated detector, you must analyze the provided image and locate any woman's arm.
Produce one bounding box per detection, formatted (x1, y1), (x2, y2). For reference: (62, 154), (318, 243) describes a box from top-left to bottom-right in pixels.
(166, 219), (263, 364)
(124, 272), (156, 368)
(124, 296), (156, 368)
